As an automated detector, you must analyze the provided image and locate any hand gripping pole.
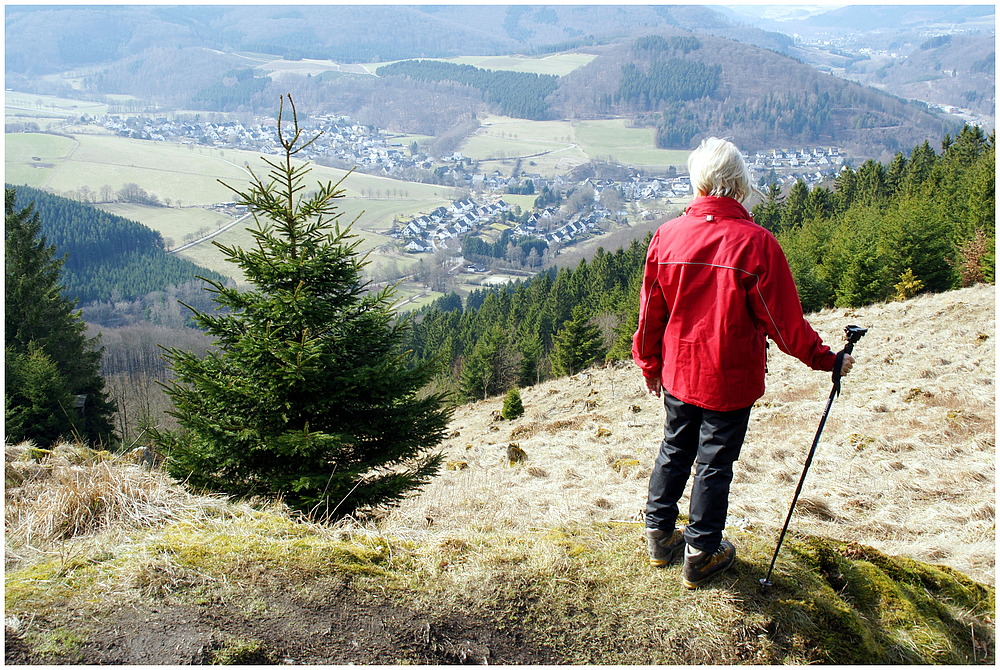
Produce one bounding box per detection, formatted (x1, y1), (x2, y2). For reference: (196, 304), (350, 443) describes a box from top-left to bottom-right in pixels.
(760, 325), (868, 591)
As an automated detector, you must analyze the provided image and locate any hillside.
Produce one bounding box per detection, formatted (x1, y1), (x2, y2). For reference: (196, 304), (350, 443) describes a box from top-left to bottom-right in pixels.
(6, 185), (225, 304)
(840, 33), (996, 117)
(3, 5), (787, 77)
(549, 32), (958, 158)
(5, 284), (994, 664)
(5, 5), (968, 158)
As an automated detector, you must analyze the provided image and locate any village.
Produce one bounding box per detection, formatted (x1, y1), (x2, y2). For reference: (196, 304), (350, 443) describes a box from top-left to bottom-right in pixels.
(387, 195), (618, 254)
(92, 114), (849, 255)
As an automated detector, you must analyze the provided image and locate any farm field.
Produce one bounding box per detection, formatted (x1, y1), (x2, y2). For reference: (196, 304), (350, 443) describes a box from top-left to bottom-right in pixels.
(98, 204), (235, 250)
(5, 91), (109, 118)
(460, 116), (690, 177)
(5, 132), (250, 202)
(573, 119), (690, 168)
(359, 52), (597, 76)
(6, 131), (462, 281)
(460, 117), (590, 176)
(255, 57), (373, 78)
(6, 131), (457, 206)
(5, 133), (79, 186)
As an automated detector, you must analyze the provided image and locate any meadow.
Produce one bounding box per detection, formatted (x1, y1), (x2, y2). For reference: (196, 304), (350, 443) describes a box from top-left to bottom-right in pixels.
(5, 130), (460, 281)
(390, 284), (996, 588)
(5, 91), (109, 118)
(460, 115), (690, 176)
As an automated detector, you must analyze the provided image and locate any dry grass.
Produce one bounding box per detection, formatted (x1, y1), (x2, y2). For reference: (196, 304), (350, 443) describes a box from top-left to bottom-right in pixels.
(3, 284), (994, 664)
(5, 442), (228, 569)
(381, 283), (996, 585)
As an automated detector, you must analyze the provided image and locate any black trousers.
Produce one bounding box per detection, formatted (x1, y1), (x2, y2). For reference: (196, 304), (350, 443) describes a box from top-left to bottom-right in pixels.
(646, 391), (753, 553)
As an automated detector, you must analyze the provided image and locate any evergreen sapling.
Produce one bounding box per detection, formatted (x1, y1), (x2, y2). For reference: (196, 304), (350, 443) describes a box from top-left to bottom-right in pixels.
(501, 388), (524, 420)
(155, 96), (451, 519)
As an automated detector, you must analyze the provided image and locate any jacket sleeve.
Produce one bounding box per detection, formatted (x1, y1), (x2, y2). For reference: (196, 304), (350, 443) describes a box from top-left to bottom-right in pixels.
(749, 234), (836, 372)
(632, 231), (670, 379)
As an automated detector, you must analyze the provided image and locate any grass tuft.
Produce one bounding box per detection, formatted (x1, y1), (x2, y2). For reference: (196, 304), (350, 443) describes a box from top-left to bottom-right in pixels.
(209, 636), (277, 665)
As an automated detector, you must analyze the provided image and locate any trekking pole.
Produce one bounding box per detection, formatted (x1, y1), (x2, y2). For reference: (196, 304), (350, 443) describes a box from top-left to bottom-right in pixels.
(759, 324), (868, 591)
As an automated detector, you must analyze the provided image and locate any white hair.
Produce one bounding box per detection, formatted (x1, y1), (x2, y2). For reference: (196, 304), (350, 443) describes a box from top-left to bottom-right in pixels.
(687, 137), (753, 203)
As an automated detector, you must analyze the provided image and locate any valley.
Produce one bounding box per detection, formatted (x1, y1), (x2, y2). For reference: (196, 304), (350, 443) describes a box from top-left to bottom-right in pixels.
(6, 5), (992, 313)
(3, 8), (994, 664)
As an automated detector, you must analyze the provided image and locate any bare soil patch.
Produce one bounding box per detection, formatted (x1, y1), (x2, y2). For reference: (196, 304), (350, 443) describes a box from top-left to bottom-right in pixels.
(6, 586), (559, 665)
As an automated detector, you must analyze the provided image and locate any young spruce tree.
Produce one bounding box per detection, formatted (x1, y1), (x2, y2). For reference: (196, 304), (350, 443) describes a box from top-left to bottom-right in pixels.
(155, 96), (450, 519)
(5, 188), (117, 446)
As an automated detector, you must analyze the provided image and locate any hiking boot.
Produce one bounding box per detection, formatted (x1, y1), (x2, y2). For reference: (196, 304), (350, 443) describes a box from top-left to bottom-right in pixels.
(682, 540), (735, 588)
(646, 527), (685, 567)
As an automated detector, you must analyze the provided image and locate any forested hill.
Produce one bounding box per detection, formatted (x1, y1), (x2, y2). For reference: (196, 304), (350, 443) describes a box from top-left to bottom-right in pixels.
(4, 5), (788, 76)
(404, 126), (995, 402)
(7, 185), (224, 304)
(549, 33), (958, 157)
(376, 61), (559, 120)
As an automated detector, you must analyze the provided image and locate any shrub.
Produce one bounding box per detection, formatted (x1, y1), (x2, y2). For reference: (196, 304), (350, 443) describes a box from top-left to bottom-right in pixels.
(501, 388), (525, 420)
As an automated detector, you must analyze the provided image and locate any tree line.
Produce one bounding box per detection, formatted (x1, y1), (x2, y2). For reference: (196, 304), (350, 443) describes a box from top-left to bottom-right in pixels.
(403, 126), (995, 401)
(755, 124), (994, 311)
(376, 60), (559, 120)
(404, 241), (647, 402)
(6, 185), (224, 304)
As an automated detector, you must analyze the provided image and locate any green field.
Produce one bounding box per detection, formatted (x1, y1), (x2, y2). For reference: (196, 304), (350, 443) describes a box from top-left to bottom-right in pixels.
(6, 132), (459, 209)
(257, 57), (373, 79)
(5, 133), (250, 202)
(460, 117), (590, 175)
(5, 133), (79, 186)
(5, 91), (109, 118)
(459, 116), (689, 176)
(573, 119), (690, 168)
(6, 131), (460, 281)
(98, 204), (235, 249)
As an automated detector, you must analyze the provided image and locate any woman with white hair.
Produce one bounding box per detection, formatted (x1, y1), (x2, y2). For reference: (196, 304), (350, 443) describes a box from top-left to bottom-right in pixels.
(632, 137), (855, 588)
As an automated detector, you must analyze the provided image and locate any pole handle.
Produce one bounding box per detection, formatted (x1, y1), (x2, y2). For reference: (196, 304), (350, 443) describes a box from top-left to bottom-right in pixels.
(832, 325), (868, 393)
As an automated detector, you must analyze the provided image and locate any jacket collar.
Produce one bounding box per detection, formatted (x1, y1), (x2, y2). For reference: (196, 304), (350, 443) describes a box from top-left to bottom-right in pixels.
(684, 196), (752, 221)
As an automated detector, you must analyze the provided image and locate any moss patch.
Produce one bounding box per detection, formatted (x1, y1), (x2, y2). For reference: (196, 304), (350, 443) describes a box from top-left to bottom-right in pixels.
(5, 513), (993, 665)
(757, 535), (993, 663)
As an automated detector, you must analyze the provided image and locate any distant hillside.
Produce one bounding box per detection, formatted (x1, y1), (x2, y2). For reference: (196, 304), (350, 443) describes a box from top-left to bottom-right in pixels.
(7, 185), (224, 304)
(549, 32), (959, 157)
(4, 5), (965, 155)
(841, 33), (995, 117)
(794, 5), (994, 33)
(4, 5), (791, 78)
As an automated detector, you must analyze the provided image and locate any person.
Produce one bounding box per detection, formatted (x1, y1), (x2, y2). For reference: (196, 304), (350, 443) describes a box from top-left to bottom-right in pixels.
(632, 137), (855, 589)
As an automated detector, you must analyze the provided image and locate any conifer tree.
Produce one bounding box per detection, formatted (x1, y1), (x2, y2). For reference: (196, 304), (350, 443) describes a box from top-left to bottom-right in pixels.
(5, 188), (117, 446)
(551, 306), (605, 377)
(154, 96), (450, 519)
(501, 388), (524, 420)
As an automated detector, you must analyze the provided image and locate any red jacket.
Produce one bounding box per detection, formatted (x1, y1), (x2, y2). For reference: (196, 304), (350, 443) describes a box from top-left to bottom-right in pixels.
(632, 196), (835, 411)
